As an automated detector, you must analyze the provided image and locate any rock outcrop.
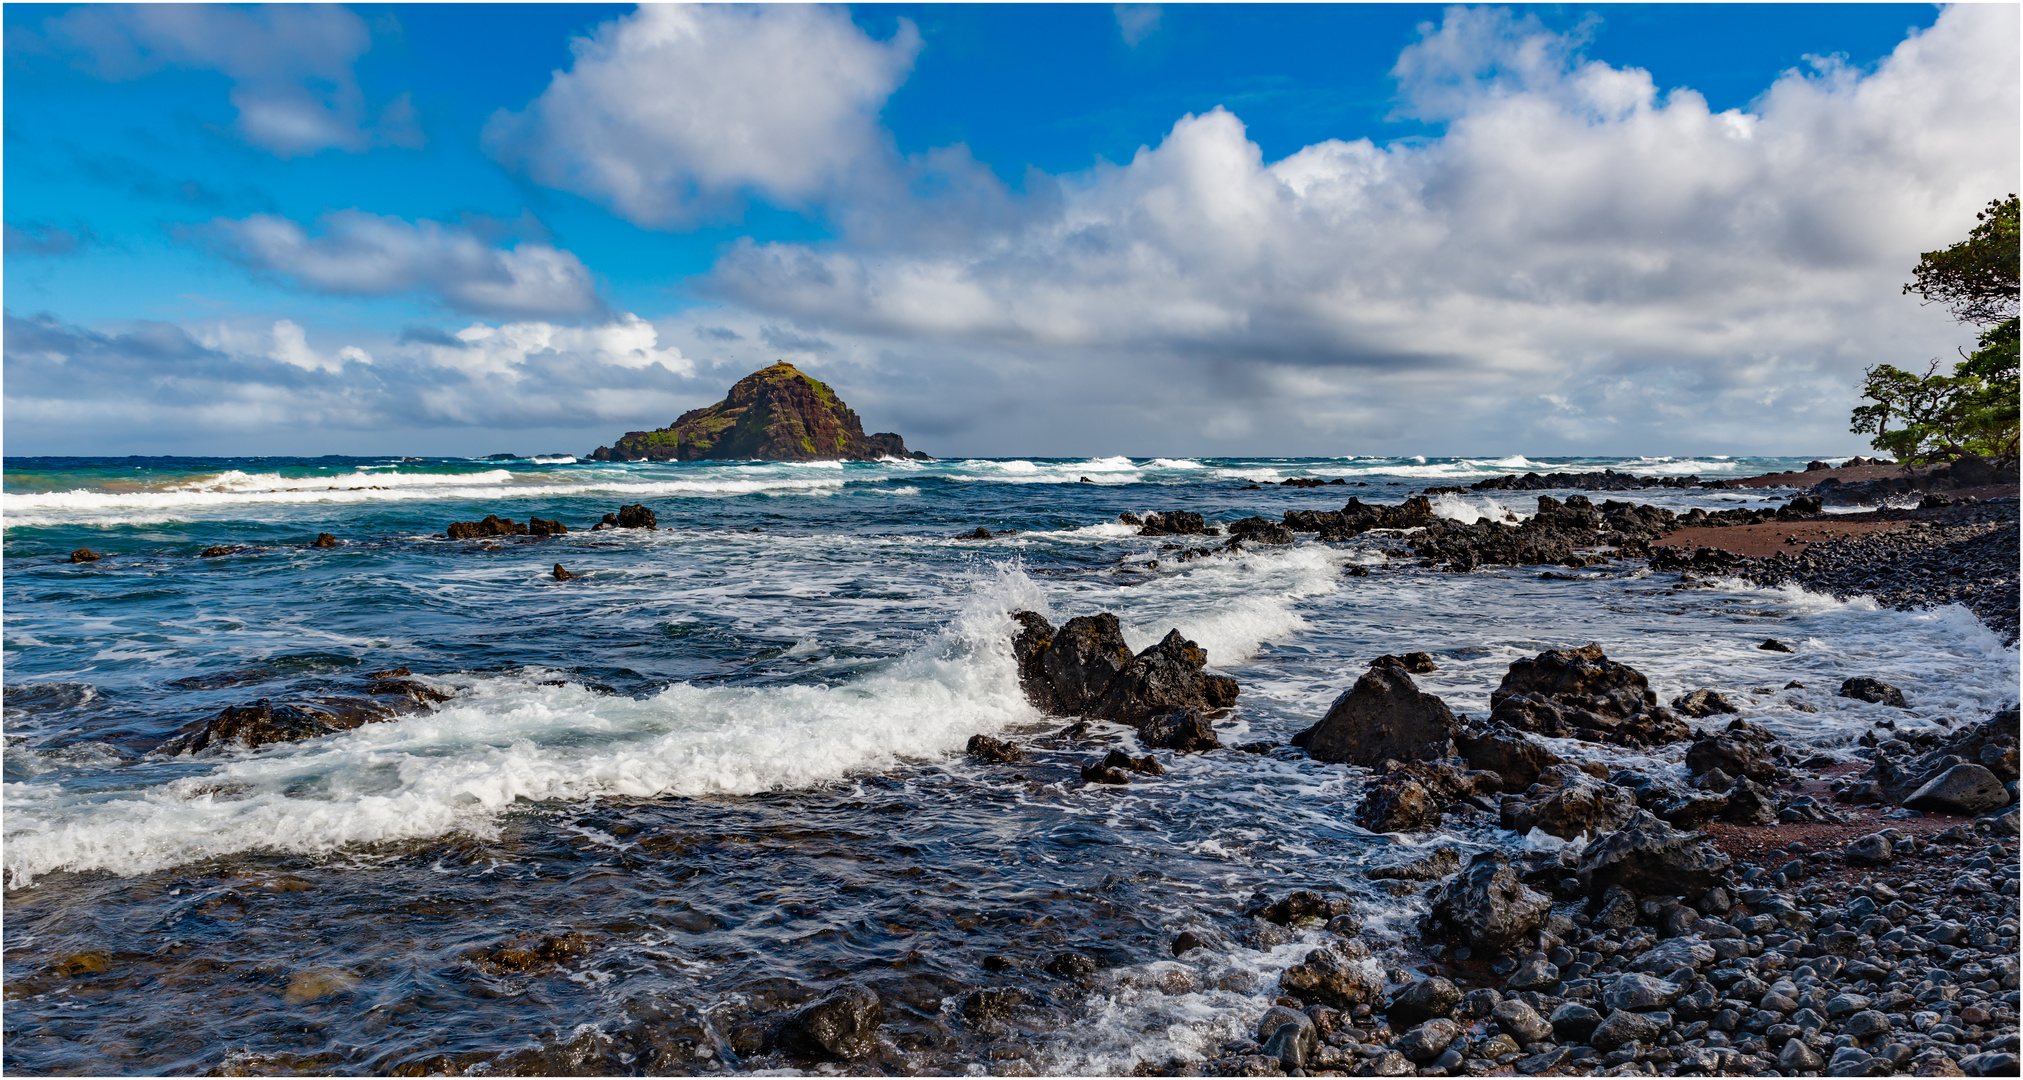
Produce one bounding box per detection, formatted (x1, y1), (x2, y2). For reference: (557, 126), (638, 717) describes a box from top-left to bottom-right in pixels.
(592, 361), (927, 462)
(1293, 662), (1458, 765)
(1488, 644), (1688, 747)
(1010, 611), (1237, 726)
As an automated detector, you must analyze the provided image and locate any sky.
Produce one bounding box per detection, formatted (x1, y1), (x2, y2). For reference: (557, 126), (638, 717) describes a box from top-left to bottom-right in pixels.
(3, 2), (2017, 458)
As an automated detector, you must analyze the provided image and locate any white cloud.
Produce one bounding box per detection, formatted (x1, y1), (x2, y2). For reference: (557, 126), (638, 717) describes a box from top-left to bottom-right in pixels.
(421, 314), (694, 382)
(484, 4), (921, 228)
(1115, 5), (1163, 48)
(198, 212), (604, 320)
(699, 3), (2020, 454)
(33, 4), (421, 157)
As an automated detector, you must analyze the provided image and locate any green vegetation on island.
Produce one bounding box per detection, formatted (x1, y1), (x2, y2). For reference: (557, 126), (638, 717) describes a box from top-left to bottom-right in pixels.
(590, 361), (927, 462)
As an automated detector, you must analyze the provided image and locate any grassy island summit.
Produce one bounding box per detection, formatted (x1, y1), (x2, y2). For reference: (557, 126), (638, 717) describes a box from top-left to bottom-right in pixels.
(589, 361), (928, 462)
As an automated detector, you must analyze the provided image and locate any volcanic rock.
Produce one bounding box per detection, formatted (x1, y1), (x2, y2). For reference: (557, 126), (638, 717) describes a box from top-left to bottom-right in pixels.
(764, 984), (883, 1061)
(1387, 977), (1462, 1028)
(1140, 708), (1220, 752)
(552, 564), (575, 581)
(965, 734), (1024, 764)
(1425, 851), (1551, 955)
(1488, 644), (1688, 747)
(1685, 719), (1781, 782)
(157, 697), (399, 755)
(1839, 676), (1909, 708)
(1278, 943), (1384, 1010)
(447, 515), (526, 540)
(1353, 761), (1478, 833)
(1670, 688), (1738, 719)
(1500, 765), (1640, 839)
(313, 533), (338, 547)
(597, 362), (925, 462)
(1293, 662), (1457, 765)
(599, 504), (657, 530)
(1454, 722), (1564, 792)
(68, 548), (101, 563)
(1903, 763), (2010, 815)
(1576, 810), (1731, 900)
(528, 517), (567, 536)
(1092, 629), (1236, 724)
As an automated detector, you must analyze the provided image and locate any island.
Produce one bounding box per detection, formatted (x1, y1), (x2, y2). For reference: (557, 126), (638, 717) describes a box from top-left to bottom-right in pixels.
(588, 361), (929, 462)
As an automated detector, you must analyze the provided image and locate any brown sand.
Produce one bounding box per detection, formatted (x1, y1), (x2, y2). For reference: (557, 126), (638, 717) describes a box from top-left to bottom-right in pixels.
(1652, 518), (1918, 558)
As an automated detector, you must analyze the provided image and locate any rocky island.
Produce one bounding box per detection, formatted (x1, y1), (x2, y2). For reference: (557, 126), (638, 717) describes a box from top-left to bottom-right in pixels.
(589, 361), (928, 462)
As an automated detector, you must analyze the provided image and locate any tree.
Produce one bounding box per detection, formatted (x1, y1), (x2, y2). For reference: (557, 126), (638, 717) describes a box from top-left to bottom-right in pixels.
(1851, 194), (2019, 464)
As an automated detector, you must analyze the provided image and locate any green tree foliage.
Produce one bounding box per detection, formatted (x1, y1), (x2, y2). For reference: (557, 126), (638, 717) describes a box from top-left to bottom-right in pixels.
(1851, 194), (2019, 463)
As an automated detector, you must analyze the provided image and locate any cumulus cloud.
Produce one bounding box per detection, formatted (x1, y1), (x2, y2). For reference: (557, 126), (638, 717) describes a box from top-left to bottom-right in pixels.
(484, 4), (920, 227)
(31, 4), (421, 157)
(3, 310), (701, 453)
(195, 211), (604, 320)
(699, 3), (2019, 454)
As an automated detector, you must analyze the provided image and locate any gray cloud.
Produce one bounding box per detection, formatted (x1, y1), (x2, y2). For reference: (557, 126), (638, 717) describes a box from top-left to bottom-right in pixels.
(30, 4), (421, 157)
(195, 211), (605, 321)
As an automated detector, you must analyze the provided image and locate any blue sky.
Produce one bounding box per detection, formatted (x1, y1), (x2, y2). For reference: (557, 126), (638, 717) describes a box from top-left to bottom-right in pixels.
(4, 3), (2016, 456)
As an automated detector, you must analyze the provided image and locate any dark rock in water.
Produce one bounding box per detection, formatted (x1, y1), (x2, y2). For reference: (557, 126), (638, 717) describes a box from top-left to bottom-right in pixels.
(1141, 709), (1220, 752)
(366, 667), (412, 679)
(1684, 719), (1781, 782)
(1387, 977), (1462, 1028)
(764, 984), (883, 1061)
(1030, 612), (1135, 716)
(966, 734), (1024, 763)
(1455, 722), (1564, 792)
(1489, 644), (1688, 747)
(447, 515), (527, 540)
(600, 504), (657, 530)
(1670, 689), (1738, 719)
(1249, 890), (1352, 926)
(1081, 763), (1131, 785)
(1425, 852), (1551, 955)
(1758, 638), (1794, 652)
(200, 545), (240, 558)
(1372, 651), (1439, 674)
(1353, 761), (1478, 833)
(598, 361), (926, 462)
(1394, 1017), (1462, 1063)
(956, 526), (993, 540)
(157, 697), (399, 755)
(1366, 846), (1461, 882)
(959, 987), (1036, 1027)
(1839, 677), (1909, 708)
(68, 548), (101, 563)
(528, 517), (567, 536)
(552, 564), (575, 582)
(1226, 517), (1295, 545)
(1576, 810), (1730, 900)
(1278, 943), (1384, 1009)
(1903, 763), (2009, 815)
(1137, 510), (1212, 536)
(467, 931), (595, 974)
(1097, 748), (1162, 776)
(365, 678), (455, 705)
(1091, 629), (1229, 725)
(313, 533), (338, 547)
(1294, 663), (1457, 765)
(1042, 952), (1098, 979)
(1257, 1005), (1317, 1071)
(1500, 765), (1640, 839)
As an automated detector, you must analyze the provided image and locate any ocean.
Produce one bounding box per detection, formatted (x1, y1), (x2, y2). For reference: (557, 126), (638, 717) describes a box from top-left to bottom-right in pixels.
(3, 454), (2014, 1074)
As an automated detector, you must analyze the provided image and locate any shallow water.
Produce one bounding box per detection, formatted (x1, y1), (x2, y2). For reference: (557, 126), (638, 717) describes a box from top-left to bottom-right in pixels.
(4, 454), (2014, 1074)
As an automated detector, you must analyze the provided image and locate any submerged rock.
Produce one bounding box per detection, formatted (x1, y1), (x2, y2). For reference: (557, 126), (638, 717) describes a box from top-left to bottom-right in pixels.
(68, 548), (101, 563)
(313, 533), (338, 547)
(1278, 943), (1384, 1009)
(764, 984), (883, 1061)
(1293, 663), (1457, 765)
(1140, 708), (1220, 752)
(156, 697), (401, 755)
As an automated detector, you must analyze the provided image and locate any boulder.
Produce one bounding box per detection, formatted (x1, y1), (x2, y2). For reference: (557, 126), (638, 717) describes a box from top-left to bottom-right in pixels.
(528, 517), (568, 536)
(966, 734), (1024, 764)
(1387, 977), (1462, 1028)
(1685, 719), (1781, 783)
(1028, 612), (1134, 715)
(1489, 644), (1688, 747)
(1249, 891), (1352, 926)
(1256, 1006), (1317, 1071)
(1602, 973), (1685, 1012)
(1425, 851), (1551, 956)
(1365, 846), (1461, 882)
(1589, 1009), (1669, 1052)
(959, 987), (1035, 1027)
(552, 564), (575, 582)
(1670, 689), (1738, 719)
(1491, 999), (1553, 1044)
(1576, 810), (1731, 900)
(1278, 944), (1384, 1010)
(1499, 765), (1640, 840)
(1454, 722), (1564, 792)
(1627, 936), (1715, 974)
(1141, 709), (1220, 752)
(1721, 776), (1779, 824)
(1903, 764), (2010, 816)
(764, 984), (883, 1061)
(1138, 511), (1211, 536)
(1353, 762), (1477, 833)
(69, 548), (103, 563)
(601, 504), (657, 529)
(1844, 832), (1894, 867)
(1549, 1001), (1603, 1044)
(1838, 677), (1908, 708)
(446, 514), (526, 540)
(1294, 663), (1457, 765)
(1092, 629), (1233, 724)
(313, 533), (337, 547)
(157, 697), (398, 755)
(1759, 638), (1794, 653)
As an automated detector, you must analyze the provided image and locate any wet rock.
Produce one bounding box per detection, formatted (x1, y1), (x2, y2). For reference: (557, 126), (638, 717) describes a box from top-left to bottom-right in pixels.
(1425, 851), (1551, 956)
(1386, 977), (1461, 1027)
(1721, 776), (1780, 824)
(1904, 763), (2010, 815)
(1371, 652), (1439, 674)
(1293, 662), (1457, 765)
(447, 514), (527, 540)
(1093, 628), (1238, 725)
(1041, 952), (1098, 979)
(1278, 943), (1384, 1010)
(68, 548), (101, 563)
(1549, 1001), (1603, 1044)
(157, 697), (396, 755)
(1013, 612), (1132, 715)
(1137, 510), (1211, 536)
(1842, 1009), (1892, 1042)
(1141, 708), (1220, 752)
(1503, 955), (1561, 992)
(600, 504), (658, 530)
(552, 563), (575, 581)
(313, 533), (338, 547)
(365, 679), (455, 706)
(1671, 689), (1739, 719)
(1844, 832), (1895, 866)
(1454, 722), (1565, 793)
(1394, 1018), (1460, 1063)
(1627, 936), (1714, 974)
(1362, 1049), (1413, 1076)
(528, 517), (567, 536)
(1759, 638), (1795, 652)
(1685, 719), (1781, 783)
(966, 734), (1024, 764)
(1257, 1006), (1318, 1071)
(1098, 748), (1162, 775)
(1603, 972), (1684, 1012)
(1250, 890), (1353, 926)
(1170, 932), (1205, 957)
(1353, 761), (1476, 833)
(1589, 1008), (1669, 1051)
(1780, 1037), (1826, 1071)
(1499, 764), (1640, 839)
(1080, 763), (1131, 785)
(468, 932), (596, 974)
(1488, 644), (1688, 747)
(1366, 846), (1461, 882)
(959, 987), (1036, 1027)
(765, 984), (883, 1061)
(200, 545), (241, 557)
(1577, 810), (1731, 900)
(1493, 999), (1553, 1044)
(1839, 677), (1909, 708)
